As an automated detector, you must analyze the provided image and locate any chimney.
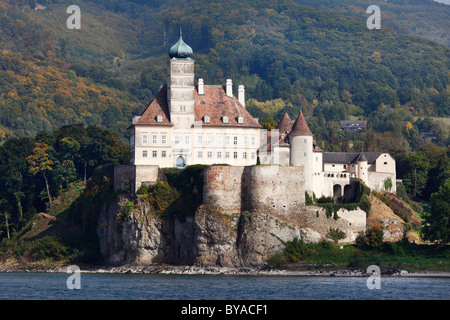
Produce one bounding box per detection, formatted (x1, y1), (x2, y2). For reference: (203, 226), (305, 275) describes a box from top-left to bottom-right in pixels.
(238, 85), (245, 107)
(226, 79), (233, 97)
(198, 78), (204, 95)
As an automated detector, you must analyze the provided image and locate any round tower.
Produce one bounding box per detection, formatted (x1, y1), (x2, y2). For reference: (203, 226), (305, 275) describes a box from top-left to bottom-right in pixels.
(289, 110), (314, 193)
(357, 151), (369, 185)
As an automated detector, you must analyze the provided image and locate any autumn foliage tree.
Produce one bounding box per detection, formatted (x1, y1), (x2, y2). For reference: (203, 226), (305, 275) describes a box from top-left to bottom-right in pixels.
(27, 142), (54, 204)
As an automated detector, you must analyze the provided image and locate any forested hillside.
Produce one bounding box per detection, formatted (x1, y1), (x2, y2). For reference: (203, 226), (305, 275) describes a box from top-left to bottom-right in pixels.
(0, 0), (448, 143)
(293, 0), (450, 47)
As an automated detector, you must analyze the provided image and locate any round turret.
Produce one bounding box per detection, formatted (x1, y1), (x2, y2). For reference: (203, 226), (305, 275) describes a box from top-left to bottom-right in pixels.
(289, 110), (314, 192)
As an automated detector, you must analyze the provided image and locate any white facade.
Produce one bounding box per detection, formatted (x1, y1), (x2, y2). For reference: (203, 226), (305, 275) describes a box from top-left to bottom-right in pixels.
(129, 33), (261, 169)
(261, 111), (397, 199)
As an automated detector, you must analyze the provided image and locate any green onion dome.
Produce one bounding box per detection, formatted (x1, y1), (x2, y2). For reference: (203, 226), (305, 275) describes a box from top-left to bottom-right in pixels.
(168, 30), (193, 59)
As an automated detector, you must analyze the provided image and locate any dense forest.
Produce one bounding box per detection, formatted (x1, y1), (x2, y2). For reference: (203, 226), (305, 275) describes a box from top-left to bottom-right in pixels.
(0, 0), (448, 143)
(294, 0), (450, 47)
(0, 0), (448, 260)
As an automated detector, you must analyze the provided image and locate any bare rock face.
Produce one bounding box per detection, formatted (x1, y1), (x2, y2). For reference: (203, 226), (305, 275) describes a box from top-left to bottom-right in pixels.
(97, 197), (301, 268)
(97, 194), (166, 264)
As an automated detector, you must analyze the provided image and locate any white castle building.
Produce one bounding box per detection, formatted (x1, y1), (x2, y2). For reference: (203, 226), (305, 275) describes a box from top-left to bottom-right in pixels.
(122, 32), (396, 199)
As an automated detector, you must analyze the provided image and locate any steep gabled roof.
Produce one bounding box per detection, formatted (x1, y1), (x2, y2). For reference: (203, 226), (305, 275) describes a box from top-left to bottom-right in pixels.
(194, 85), (261, 128)
(289, 111), (313, 136)
(133, 84), (261, 129)
(134, 85), (173, 126)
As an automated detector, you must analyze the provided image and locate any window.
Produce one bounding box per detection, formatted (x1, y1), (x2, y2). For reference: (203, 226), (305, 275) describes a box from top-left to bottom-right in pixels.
(162, 151), (167, 158)
(384, 162), (388, 165)
(156, 115), (163, 123)
(152, 151), (157, 158)
(217, 135), (222, 146)
(152, 134), (157, 144)
(217, 151), (222, 158)
(143, 150), (148, 158)
(222, 116), (228, 124)
(304, 139), (307, 144)
(207, 151), (212, 158)
(233, 152), (238, 159)
(185, 135), (190, 145)
(176, 117), (180, 124)
(226, 136), (230, 145)
(204, 116), (210, 123)
(234, 136), (238, 145)
(161, 135), (167, 144)
(251, 136), (256, 146)
(198, 151), (203, 158)
(225, 152), (230, 159)
(304, 152), (307, 157)
(197, 135), (202, 145)
(243, 136), (247, 145)
(207, 135), (212, 145)
(251, 152), (256, 160)
(180, 105), (186, 112)
(237, 117), (243, 124)
(142, 134), (148, 144)
(243, 152), (247, 159)
(175, 135), (180, 144)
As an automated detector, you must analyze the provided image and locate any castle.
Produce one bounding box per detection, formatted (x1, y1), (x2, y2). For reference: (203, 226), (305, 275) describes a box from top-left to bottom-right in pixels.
(117, 31), (396, 203)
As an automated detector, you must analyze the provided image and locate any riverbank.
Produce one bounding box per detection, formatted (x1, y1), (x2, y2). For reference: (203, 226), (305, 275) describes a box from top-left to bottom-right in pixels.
(1, 263), (449, 277)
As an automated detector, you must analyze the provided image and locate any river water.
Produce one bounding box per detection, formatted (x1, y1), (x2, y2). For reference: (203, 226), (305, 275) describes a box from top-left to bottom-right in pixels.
(0, 273), (448, 300)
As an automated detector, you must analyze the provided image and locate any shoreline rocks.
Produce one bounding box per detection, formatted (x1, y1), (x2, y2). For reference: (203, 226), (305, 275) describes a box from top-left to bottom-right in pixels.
(0, 263), (448, 277)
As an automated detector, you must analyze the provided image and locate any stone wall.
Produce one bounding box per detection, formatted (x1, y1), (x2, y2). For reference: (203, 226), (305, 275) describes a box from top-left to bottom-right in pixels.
(368, 171), (396, 193)
(203, 166), (245, 215)
(203, 165), (305, 216)
(302, 206), (367, 243)
(114, 164), (161, 193)
(241, 165), (305, 217)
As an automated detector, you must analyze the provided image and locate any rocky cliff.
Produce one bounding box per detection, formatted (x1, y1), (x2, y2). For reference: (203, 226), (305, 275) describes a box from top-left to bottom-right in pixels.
(97, 193), (301, 267)
(97, 192), (367, 268)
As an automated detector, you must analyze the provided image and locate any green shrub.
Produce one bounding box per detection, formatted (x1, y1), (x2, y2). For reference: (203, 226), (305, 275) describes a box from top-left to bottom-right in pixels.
(356, 225), (384, 249)
(326, 228), (347, 244)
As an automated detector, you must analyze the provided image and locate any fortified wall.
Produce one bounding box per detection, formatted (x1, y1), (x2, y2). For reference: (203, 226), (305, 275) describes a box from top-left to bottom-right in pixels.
(203, 165), (306, 216)
(203, 165), (366, 243)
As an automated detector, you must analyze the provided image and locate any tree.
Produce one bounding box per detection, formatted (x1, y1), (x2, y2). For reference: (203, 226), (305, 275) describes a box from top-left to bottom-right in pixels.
(261, 117), (277, 130)
(326, 228), (346, 244)
(398, 152), (429, 198)
(27, 142), (54, 205)
(421, 179), (450, 244)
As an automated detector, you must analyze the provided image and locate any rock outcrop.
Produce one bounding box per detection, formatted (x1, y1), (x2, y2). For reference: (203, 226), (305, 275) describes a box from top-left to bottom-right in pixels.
(97, 194), (301, 268)
(97, 191), (369, 268)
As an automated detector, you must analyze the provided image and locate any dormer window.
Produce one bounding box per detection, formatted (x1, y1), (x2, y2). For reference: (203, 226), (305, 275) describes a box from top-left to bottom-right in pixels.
(204, 116), (210, 123)
(237, 116), (243, 124)
(156, 115), (163, 123)
(222, 116), (229, 124)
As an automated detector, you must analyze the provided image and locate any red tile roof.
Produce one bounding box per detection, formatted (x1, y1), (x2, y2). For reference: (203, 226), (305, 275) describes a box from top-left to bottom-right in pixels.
(289, 111), (313, 136)
(133, 84), (261, 129)
(194, 85), (261, 128)
(276, 112), (293, 133)
(134, 85), (173, 126)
